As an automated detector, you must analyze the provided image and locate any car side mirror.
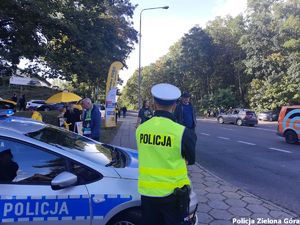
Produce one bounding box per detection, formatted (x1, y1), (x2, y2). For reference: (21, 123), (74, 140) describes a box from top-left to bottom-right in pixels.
(51, 171), (78, 190)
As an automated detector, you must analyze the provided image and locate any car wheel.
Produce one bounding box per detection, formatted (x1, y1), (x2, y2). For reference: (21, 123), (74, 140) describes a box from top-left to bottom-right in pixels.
(285, 130), (298, 144)
(236, 119), (242, 126)
(108, 209), (141, 225)
(218, 117), (224, 124)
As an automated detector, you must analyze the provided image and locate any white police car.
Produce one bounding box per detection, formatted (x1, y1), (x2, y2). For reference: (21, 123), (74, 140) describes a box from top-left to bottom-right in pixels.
(0, 109), (198, 224)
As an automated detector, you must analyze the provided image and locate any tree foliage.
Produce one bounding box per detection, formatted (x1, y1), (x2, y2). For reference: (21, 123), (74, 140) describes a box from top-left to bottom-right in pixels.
(120, 0), (300, 112)
(0, 0), (137, 89)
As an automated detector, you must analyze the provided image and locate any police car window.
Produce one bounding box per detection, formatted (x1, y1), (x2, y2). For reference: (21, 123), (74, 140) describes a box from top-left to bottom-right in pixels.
(0, 139), (66, 184)
(70, 161), (102, 184)
(26, 126), (113, 166)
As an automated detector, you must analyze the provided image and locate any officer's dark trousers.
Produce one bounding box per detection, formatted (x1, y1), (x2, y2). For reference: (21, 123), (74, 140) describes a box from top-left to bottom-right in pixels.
(141, 195), (189, 225)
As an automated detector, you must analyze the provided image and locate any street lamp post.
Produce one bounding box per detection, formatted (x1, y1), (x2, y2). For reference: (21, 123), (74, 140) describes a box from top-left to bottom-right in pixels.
(138, 6), (169, 109)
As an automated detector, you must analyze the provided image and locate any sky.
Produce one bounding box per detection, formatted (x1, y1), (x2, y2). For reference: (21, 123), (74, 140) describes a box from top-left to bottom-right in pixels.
(119, 0), (247, 87)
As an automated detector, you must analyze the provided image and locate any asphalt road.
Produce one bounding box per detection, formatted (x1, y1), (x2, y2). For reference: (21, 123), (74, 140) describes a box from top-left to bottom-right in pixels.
(196, 118), (300, 215)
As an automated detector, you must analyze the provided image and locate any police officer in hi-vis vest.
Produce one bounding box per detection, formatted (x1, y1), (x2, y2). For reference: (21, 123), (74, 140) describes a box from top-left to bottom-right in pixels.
(136, 83), (196, 225)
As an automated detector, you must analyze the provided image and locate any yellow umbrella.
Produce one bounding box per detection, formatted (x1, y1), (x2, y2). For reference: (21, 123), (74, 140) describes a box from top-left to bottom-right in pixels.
(46, 92), (82, 103)
(1, 99), (17, 105)
(0, 99), (17, 111)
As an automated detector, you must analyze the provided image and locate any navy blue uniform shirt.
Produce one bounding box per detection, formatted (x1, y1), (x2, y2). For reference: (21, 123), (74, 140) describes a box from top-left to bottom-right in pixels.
(153, 110), (196, 165)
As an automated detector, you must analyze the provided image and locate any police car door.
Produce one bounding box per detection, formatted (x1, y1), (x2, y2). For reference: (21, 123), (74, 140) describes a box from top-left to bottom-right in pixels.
(0, 138), (90, 225)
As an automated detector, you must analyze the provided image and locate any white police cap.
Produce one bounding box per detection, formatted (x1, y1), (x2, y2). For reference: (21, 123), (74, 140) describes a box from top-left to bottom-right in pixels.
(151, 83), (181, 105)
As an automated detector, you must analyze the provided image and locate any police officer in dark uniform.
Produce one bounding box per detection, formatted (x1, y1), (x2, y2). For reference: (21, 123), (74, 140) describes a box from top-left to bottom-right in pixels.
(136, 83), (196, 225)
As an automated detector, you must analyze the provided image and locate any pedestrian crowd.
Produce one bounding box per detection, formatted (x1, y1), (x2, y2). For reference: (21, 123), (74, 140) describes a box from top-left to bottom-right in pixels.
(56, 98), (103, 142)
(8, 93), (106, 142)
(136, 91), (197, 131)
(10, 93), (26, 111)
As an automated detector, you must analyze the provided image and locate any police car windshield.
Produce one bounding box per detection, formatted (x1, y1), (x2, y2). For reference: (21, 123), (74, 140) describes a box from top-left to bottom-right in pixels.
(26, 126), (113, 165)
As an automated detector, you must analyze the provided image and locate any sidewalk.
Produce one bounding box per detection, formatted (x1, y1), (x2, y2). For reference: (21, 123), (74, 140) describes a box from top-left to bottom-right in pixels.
(111, 115), (299, 225)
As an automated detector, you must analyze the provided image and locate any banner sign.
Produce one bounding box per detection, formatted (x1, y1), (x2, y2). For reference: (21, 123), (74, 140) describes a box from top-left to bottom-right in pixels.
(104, 61), (123, 127)
(105, 61), (123, 96)
(105, 88), (117, 128)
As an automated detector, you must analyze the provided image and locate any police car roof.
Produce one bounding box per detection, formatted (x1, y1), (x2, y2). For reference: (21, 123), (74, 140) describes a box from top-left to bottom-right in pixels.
(0, 116), (46, 134)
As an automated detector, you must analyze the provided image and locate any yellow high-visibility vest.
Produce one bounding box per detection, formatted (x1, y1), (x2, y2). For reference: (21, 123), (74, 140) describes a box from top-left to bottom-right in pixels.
(31, 111), (43, 122)
(136, 116), (190, 197)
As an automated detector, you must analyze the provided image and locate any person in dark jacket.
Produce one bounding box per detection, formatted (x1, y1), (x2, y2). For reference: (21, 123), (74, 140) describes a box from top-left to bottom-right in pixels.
(81, 98), (101, 141)
(122, 106), (127, 118)
(174, 92), (197, 130)
(64, 103), (81, 132)
(136, 100), (153, 127)
(0, 149), (19, 182)
(18, 94), (26, 111)
(11, 93), (18, 103)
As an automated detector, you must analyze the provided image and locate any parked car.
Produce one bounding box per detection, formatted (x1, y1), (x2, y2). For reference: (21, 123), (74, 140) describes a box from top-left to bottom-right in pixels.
(258, 111), (279, 121)
(0, 109), (198, 225)
(277, 105), (300, 144)
(26, 100), (46, 110)
(217, 108), (258, 126)
(37, 103), (65, 111)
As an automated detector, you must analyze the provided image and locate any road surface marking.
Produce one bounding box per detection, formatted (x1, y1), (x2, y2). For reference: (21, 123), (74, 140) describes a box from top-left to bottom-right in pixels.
(200, 133), (210, 136)
(268, 148), (292, 153)
(237, 126), (275, 132)
(218, 136), (230, 140)
(199, 119), (276, 132)
(237, 141), (256, 146)
(220, 128), (234, 131)
(254, 127), (276, 132)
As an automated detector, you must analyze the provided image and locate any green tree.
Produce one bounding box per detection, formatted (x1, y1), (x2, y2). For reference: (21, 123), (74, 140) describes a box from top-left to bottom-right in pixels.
(244, 0), (300, 110)
(0, 0), (137, 88)
(179, 26), (214, 101)
(120, 0), (300, 113)
(206, 15), (247, 105)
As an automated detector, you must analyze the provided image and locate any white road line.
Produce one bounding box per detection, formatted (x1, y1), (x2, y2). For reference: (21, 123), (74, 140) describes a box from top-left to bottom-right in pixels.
(200, 133), (210, 136)
(268, 148), (292, 154)
(220, 128), (234, 131)
(253, 127), (276, 132)
(217, 136), (230, 140)
(237, 141), (256, 146)
(234, 125), (276, 132)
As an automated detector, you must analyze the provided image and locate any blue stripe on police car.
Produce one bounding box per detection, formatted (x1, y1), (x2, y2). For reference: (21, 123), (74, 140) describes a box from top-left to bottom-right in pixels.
(0, 194), (132, 222)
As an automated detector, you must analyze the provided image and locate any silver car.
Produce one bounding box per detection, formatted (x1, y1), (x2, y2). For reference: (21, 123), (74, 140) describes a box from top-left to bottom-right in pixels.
(217, 108), (258, 126)
(25, 100), (46, 110)
(258, 111), (279, 121)
(0, 110), (198, 224)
